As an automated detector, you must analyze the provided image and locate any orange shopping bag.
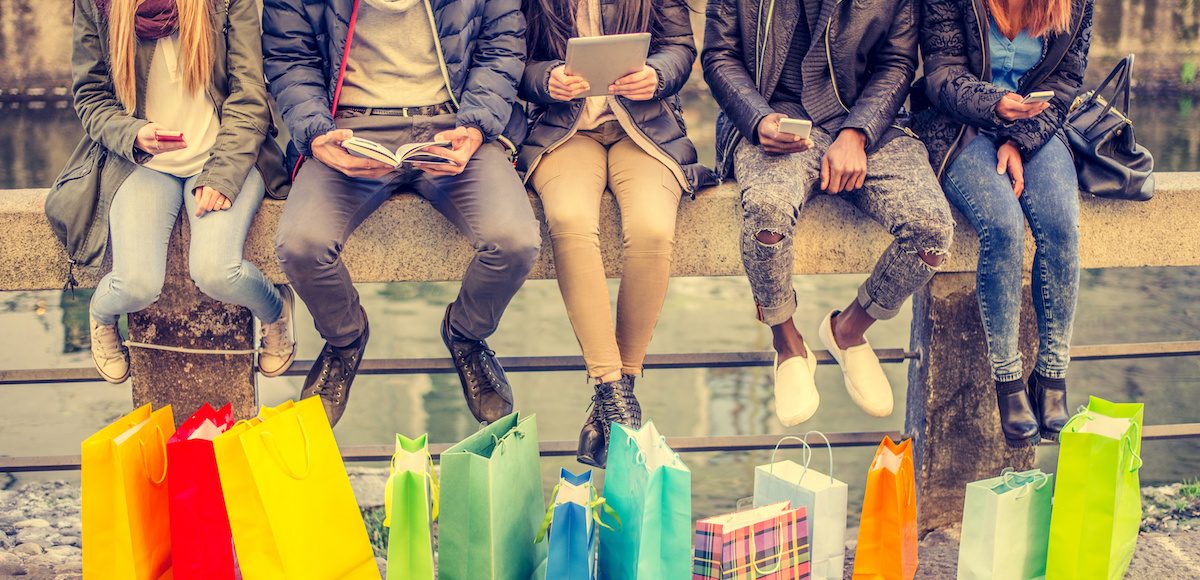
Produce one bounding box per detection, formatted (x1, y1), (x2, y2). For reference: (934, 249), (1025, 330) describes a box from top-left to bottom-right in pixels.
(852, 437), (917, 580)
(82, 404), (176, 579)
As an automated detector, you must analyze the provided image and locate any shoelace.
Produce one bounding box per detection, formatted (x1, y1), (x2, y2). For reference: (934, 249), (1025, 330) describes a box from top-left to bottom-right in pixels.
(459, 342), (502, 396)
(260, 317), (291, 355)
(91, 325), (126, 360)
(314, 348), (358, 402)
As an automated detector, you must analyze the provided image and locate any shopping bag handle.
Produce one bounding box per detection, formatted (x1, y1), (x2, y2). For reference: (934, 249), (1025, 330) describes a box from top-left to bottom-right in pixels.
(139, 424), (169, 486)
(768, 431), (835, 485)
(260, 414), (312, 480)
(534, 484), (620, 543)
(749, 519), (786, 575)
(1126, 423), (1143, 473)
(1001, 468), (1050, 497)
(384, 452), (439, 527)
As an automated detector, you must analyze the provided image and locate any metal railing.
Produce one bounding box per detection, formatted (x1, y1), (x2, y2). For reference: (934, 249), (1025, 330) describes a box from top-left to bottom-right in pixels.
(2, 340), (1198, 473)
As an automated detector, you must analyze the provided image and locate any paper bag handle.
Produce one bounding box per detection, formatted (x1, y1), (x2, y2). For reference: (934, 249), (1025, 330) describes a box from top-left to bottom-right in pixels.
(260, 414), (312, 480)
(749, 520), (786, 575)
(1126, 423), (1143, 472)
(1001, 468), (1050, 498)
(769, 431), (834, 485)
(139, 424), (169, 486)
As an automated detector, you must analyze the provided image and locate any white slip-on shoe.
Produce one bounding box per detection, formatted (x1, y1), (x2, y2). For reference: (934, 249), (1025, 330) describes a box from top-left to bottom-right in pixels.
(90, 317), (130, 384)
(818, 310), (893, 417)
(259, 284), (297, 377)
(774, 342), (820, 426)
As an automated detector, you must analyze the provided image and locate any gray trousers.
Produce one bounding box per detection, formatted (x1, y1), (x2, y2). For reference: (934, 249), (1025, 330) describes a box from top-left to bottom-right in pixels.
(276, 111), (541, 346)
(734, 132), (954, 325)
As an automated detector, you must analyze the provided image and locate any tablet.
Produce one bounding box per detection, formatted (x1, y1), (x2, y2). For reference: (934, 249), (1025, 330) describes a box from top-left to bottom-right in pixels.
(565, 33), (652, 98)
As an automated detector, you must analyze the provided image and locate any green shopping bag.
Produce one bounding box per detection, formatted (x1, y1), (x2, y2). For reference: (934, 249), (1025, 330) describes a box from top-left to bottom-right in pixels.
(1046, 396), (1144, 580)
(957, 469), (1053, 580)
(385, 433), (437, 580)
(438, 413), (548, 580)
(599, 421), (692, 580)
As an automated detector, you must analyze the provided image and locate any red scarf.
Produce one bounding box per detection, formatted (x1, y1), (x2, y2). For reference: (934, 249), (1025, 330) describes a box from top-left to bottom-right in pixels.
(94, 0), (180, 41)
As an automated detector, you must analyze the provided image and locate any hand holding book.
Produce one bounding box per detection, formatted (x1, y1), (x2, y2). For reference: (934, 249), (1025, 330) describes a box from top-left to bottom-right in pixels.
(310, 129), (394, 179)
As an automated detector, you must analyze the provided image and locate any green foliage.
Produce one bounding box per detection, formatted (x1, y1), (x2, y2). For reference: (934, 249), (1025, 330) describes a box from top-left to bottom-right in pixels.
(1183, 60), (1198, 86)
(361, 506), (389, 558)
(1182, 478), (1200, 499)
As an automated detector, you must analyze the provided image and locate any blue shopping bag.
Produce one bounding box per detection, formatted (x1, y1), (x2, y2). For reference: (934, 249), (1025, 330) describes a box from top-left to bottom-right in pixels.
(536, 469), (618, 579)
(599, 421), (692, 580)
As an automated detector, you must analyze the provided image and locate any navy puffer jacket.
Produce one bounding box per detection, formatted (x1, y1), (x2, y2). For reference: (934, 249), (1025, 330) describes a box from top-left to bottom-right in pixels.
(262, 0), (528, 164)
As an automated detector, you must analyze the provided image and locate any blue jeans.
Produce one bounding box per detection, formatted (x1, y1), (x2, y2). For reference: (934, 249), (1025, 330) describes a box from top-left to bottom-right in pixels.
(944, 134), (1080, 381)
(91, 166), (282, 325)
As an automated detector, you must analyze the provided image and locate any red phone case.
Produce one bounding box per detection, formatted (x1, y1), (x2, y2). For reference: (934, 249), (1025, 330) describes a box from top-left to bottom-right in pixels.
(157, 131), (185, 142)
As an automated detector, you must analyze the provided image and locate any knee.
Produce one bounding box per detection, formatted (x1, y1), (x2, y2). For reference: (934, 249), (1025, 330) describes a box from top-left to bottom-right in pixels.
(112, 272), (164, 308)
(544, 204), (599, 239)
(898, 207), (955, 258)
(741, 190), (797, 244)
(481, 221), (542, 268)
(189, 256), (240, 299)
(624, 220), (676, 254)
(276, 229), (339, 273)
(1035, 212), (1079, 248)
(979, 211), (1027, 257)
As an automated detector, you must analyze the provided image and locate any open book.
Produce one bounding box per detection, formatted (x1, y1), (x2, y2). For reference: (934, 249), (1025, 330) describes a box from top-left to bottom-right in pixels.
(342, 137), (456, 168)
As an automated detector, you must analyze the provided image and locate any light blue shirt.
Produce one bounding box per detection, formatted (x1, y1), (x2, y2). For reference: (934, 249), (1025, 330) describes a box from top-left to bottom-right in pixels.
(988, 19), (1044, 92)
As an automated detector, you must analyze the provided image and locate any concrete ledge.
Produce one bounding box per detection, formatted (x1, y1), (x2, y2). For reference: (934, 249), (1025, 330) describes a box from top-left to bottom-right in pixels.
(2, 172), (1199, 291)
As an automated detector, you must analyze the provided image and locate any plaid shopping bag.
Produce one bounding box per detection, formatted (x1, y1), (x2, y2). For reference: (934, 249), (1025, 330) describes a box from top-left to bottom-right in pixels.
(693, 501), (811, 579)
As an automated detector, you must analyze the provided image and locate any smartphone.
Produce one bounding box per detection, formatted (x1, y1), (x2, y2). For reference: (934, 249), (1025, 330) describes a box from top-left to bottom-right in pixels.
(156, 130), (185, 142)
(777, 118), (813, 140)
(1021, 90), (1055, 104)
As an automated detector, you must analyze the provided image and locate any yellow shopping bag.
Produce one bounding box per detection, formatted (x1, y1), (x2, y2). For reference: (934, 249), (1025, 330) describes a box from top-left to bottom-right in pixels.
(215, 398), (376, 579)
(82, 404), (176, 580)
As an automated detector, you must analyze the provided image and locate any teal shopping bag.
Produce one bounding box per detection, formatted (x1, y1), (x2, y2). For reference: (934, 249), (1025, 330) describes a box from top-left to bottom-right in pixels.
(599, 421), (692, 580)
(957, 469), (1053, 580)
(439, 413), (548, 580)
(754, 432), (848, 580)
(1046, 397), (1144, 580)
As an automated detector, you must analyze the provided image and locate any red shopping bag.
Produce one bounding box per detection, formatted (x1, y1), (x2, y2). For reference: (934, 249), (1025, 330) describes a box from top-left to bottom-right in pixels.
(167, 403), (237, 580)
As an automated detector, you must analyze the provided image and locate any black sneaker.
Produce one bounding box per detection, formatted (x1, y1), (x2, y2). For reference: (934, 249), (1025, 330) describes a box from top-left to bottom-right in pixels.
(441, 304), (513, 424)
(300, 309), (369, 427)
(577, 375), (643, 468)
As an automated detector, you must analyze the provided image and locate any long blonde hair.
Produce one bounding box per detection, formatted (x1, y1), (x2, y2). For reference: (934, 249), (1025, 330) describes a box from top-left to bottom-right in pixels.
(108, 0), (214, 114)
(987, 0), (1072, 39)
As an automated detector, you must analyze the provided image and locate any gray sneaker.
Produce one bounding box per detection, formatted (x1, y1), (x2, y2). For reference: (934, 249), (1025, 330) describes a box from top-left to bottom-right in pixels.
(259, 285), (297, 377)
(90, 317), (130, 384)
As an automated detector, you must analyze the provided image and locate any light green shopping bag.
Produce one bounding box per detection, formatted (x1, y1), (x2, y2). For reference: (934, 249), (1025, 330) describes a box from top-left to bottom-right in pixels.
(439, 413), (548, 580)
(1046, 396), (1144, 580)
(384, 433), (437, 580)
(957, 469), (1053, 580)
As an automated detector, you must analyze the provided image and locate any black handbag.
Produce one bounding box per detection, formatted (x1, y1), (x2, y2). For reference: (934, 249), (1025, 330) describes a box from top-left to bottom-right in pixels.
(1065, 54), (1155, 201)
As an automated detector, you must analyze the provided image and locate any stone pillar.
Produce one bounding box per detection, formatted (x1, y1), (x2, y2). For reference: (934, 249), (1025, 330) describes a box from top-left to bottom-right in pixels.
(128, 215), (258, 427)
(905, 272), (1038, 534)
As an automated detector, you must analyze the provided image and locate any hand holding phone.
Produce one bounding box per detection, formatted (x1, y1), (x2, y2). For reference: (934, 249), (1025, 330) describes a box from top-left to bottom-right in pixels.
(777, 118), (813, 140)
(1021, 90), (1055, 105)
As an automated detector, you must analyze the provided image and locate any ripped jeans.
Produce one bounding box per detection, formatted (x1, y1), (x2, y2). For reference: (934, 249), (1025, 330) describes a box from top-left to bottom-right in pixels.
(734, 132), (955, 326)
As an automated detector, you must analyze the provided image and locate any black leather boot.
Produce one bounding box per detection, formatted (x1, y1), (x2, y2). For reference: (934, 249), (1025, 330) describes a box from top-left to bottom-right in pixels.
(301, 308), (369, 428)
(996, 379), (1040, 448)
(576, 376), (642, 468)
(1030, 373), (1070, 441)
(441, 304), (513, 424)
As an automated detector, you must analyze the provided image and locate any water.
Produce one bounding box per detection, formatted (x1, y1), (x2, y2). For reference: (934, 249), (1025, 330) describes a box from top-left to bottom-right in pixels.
(1, 69), (1198, 523)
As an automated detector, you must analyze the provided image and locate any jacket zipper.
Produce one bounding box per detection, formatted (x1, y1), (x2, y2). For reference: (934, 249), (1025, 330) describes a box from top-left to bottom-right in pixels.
(521, 102), (586, 182)
(936, 0), (989, 180)
(290, 0), (363, 180)
(723, 0), (778, 179)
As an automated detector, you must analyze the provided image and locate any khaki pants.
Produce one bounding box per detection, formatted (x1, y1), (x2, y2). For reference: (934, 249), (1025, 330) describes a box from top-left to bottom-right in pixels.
(531, 122), (684, 381)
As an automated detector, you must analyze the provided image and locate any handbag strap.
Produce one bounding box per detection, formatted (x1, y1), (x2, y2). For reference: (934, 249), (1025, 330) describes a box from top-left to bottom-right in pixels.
(1084, 54), (1134, 134)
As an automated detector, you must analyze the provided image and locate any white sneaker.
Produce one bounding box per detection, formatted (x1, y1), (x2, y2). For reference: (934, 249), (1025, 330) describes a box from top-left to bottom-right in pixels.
(774, 341), (820, 426)
(259, 285), (297, 377)
(90, 317), (130, 384)
(818, 310), (893, 417)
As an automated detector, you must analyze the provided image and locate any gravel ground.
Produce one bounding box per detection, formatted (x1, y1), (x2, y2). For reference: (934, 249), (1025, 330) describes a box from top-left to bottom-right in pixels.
(1, 475), (1196, 578)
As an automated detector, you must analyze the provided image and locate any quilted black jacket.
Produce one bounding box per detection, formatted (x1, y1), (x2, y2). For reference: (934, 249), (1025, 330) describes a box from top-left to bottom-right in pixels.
(517, 0), (716, 192)
(912, 0), (1094, 178)
(701, 0), (921, 179)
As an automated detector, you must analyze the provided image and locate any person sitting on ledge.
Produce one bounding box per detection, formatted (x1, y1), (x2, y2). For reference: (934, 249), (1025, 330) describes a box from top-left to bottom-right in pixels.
(263, 0), (540, 427)
(49, 0), (297, 385)
(701, 0), (955, 426)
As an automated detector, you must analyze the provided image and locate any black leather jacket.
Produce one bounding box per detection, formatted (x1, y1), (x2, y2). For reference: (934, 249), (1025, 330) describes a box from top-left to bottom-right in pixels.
(518, 0), (715, 193)
(701, 0), (921, 179)
(911, 0), (1094, 179)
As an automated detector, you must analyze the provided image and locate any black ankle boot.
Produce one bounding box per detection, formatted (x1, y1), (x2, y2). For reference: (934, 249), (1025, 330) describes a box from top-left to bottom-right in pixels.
(996, 379), (1040, 448)
(1030, 373), (1070, 441)
(576, 376), (642, 468)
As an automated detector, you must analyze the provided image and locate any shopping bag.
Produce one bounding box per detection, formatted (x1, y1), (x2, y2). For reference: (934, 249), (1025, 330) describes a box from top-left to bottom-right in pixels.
(384, 433), (437, 580)
(82, 404), (176, 580)
(214, 398), (376, 579)
(167, 403), (236, 580)
(957, 468), (1054, 580)
(536, 468), (619, 580)
(439, 413), (548, 580)
(852, 437), (917, 580)
(599, 421), (693, 580)
(754, 432), (848, 580)
(692, 501), (811, 579)
(1046, 397), (1144, 580)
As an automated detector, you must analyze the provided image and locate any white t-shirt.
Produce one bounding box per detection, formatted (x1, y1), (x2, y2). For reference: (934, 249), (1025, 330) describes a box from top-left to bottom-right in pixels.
(142, 35), (220, 179)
